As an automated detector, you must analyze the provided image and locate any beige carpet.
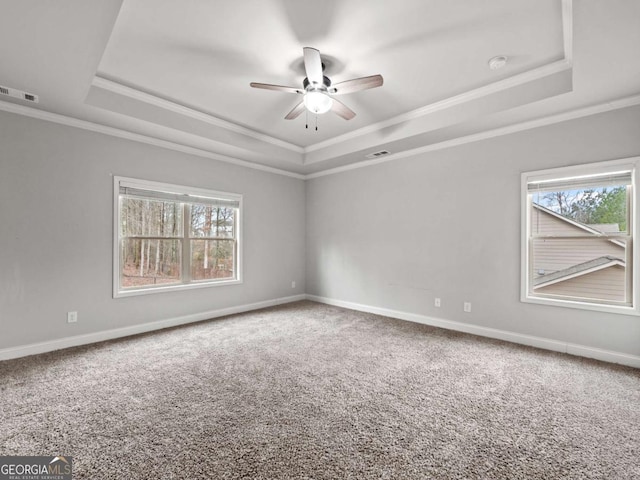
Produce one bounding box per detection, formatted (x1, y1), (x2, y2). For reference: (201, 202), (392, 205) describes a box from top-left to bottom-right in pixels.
(1, 301), (639, 479)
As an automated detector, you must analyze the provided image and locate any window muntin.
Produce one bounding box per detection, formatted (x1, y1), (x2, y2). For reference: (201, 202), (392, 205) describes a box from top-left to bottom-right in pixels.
(521, 159), (639, 315)
(115, 178), (241, 297)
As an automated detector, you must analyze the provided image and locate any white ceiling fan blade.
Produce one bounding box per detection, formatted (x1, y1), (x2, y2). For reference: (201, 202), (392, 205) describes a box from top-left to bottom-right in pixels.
(330, 98), (356, 120)
(303, 47), (323, 85)
(250, 82), (303, 94)
(285, 101), (306, 120)
(329, 75), (383, 95)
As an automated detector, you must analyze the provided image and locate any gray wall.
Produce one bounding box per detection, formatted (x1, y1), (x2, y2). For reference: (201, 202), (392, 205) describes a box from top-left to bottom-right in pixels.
(0, 110), (306, 349)
(306, 105), (640, 356)
(2, 104), (640, 357)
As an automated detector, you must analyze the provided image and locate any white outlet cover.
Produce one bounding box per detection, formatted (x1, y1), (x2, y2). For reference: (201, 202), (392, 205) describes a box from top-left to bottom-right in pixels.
(463, 302), (471, 313)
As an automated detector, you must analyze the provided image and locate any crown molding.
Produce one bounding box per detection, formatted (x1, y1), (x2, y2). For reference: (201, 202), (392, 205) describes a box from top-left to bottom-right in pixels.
(304, 1), (574, 155)
(3, 93), (638, 182)
(92, 57), (574, 164)
(305, 94), (640, 179)
(88, 1), (574, 166)
(92, 76), (305, 154)
(0, 100), (305, 180)
(94, 59), (572, 162)
(304, 59), (572, 156)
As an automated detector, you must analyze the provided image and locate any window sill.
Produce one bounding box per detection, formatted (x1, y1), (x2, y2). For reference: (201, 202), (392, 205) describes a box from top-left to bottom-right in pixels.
(521, 294), (639, 316)
(114, 278), (242, 298)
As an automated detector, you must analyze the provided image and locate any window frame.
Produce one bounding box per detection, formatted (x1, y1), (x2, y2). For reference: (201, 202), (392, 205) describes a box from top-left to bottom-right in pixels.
(113, 176), (243, 298)
(520, 157), (640, 316)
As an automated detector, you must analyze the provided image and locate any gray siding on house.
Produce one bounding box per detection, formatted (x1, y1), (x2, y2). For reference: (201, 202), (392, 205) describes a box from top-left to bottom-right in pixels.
(531, 207), (586, 236)
(531, 207), (625, 275)
(536, 265), (626, 302)
(532, 237), (625, 275)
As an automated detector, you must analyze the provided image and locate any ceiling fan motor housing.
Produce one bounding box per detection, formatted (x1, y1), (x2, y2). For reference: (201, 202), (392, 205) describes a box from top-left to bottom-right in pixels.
(303, 76), (332, 91)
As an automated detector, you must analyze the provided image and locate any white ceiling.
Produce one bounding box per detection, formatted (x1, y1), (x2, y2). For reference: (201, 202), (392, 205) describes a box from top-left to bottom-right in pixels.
(0, 1), (639, 176)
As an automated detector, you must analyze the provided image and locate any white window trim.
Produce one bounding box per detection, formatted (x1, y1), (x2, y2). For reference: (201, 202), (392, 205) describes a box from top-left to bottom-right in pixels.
(113, 176), (243, 298)
(520, 156), (640, 316)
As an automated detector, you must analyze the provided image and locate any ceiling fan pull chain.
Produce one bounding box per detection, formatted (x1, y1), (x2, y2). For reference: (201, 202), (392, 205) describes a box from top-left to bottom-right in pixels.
(305, 109), (308, 129)
(315, 114), (318, 131)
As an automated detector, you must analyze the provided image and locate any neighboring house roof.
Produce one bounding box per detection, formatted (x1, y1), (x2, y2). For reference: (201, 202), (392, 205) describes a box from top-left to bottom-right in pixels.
(586, 223), (620, 233)
(533, 255), (625, 288)
(531, 204), (627, 292)
(532, 203), (626, 247)
(532, 203), (604, 235)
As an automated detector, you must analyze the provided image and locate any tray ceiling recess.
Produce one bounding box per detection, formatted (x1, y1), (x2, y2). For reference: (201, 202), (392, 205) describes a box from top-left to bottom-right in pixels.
(86, 0), (574, 174)
(3, 0), (640, 177)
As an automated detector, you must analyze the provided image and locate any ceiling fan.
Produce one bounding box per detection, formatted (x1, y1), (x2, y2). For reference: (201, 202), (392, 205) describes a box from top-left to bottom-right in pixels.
(250, 47), (383, 121)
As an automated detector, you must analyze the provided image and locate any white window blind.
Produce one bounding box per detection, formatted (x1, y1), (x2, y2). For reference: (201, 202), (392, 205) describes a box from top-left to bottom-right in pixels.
(119, 186), (240, 208)
(527, 171), (632, 193)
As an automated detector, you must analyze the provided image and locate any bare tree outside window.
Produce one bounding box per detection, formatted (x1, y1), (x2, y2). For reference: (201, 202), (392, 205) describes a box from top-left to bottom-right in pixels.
(190, 205), (235, 281)
(120, 198), (182, 288)
(115, 178), (241, 296)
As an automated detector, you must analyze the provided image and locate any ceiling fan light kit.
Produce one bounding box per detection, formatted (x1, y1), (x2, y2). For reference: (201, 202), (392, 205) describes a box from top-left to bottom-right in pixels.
(304, 90), (333, 114)
(250, 47), (383, 123)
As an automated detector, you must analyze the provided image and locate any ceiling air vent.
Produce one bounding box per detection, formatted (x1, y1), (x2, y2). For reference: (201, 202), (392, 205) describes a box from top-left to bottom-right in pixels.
(365, 150), (390, 159)
(0, 84), (39, 103)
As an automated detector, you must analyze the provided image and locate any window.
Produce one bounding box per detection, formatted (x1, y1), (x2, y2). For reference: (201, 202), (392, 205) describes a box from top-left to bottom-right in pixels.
(521, 157), (640, 315)
(114, 177), (242, 297)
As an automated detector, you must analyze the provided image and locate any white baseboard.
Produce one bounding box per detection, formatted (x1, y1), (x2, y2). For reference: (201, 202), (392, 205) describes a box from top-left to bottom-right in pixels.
(306, 295), (640, 369)
(3, 293), (638, 369)
(0, 294), (306, 361)
(565, 343), (640, 368)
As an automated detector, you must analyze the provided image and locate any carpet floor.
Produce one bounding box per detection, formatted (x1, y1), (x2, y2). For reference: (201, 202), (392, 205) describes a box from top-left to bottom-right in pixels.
(1, 301), (639, 479)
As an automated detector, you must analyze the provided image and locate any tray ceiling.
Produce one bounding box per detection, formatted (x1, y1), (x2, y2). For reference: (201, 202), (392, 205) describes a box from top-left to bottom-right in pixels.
(1, 0), (639, 176)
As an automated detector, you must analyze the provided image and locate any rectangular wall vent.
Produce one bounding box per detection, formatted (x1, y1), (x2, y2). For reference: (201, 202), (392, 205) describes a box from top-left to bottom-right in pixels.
(0, 85), (39, 103)
(365, 150), (390, 159)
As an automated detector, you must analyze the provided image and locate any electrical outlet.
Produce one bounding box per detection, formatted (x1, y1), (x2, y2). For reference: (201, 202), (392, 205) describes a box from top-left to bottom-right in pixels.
(291, 281), (296, 289)
(67, 311), (78, 323)
(434, 298), (441, 307)
(463, 302), (471, 313)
